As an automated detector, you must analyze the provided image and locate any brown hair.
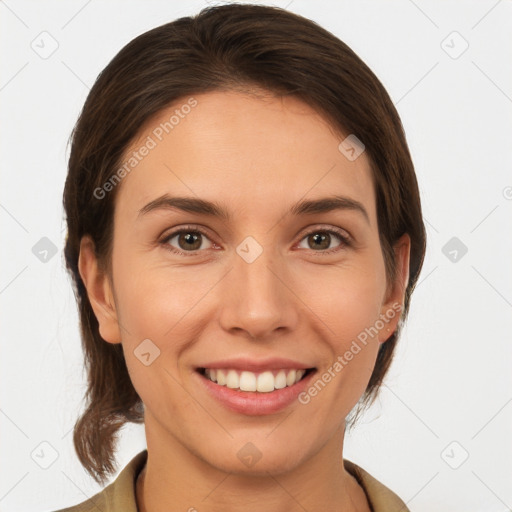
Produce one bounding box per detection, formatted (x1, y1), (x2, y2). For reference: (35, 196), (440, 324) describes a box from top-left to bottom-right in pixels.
(63, 3), (426, 485)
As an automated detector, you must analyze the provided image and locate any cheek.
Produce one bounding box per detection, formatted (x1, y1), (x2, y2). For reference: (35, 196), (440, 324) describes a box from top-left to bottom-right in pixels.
(293, 259), (386, 402)
(110, 250), (225, 409)
(111, 260), (204, 416)
(112, 244), (218, 339)
(295, 256), (387, 341)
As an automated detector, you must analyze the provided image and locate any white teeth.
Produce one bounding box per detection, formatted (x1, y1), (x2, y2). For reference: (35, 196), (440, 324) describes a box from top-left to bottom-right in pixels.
(203, 368), (308, 392)
(274, 370), (287, 389)
(256, 371), (274, 393)
(226, 370), (239, 389)
(216, 369), (226, 385)
(240, 371), (257, 392)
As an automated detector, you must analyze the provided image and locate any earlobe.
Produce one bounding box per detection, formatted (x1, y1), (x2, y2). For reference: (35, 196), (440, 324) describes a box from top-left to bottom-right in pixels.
(78, 236), (122, 344)
(378, 233), (411, 343)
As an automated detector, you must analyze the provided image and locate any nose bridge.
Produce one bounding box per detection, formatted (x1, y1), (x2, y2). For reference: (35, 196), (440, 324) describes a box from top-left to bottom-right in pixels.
(218, 235), (297, 338)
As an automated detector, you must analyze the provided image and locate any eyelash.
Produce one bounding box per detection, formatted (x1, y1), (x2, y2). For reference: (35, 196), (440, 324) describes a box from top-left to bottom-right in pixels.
(160, 224), (352, 257)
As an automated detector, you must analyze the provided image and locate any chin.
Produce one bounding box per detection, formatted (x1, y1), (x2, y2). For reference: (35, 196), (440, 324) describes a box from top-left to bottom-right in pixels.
(219, 452), (305, 477)
(194, 435), (310, 477)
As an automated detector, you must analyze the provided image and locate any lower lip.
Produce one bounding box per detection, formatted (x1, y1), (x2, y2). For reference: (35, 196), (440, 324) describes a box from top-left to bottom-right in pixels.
(194, 369), (316, 416)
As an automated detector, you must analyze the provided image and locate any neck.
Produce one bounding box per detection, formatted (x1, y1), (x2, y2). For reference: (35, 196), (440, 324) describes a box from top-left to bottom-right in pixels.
(136, 415), (369, 512)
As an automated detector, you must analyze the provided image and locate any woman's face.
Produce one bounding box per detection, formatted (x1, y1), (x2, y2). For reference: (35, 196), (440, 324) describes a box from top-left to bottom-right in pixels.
(82, 90), (408, 475)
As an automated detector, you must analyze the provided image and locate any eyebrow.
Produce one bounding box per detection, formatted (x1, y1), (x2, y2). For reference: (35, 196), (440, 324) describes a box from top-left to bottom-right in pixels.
(137, 194), (369, 223)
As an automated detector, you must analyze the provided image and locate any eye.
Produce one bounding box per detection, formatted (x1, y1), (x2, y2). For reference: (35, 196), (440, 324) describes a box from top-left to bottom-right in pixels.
(296, 227), (350, 253)
(160, 225), (351, 257)
(161, 226), (214, 255)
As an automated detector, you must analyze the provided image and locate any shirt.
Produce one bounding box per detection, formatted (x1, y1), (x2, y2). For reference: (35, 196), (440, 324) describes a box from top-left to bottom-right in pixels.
(52, 449), (409, 512)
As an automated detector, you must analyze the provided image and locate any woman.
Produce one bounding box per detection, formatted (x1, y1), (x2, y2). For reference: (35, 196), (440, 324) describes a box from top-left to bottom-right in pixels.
(56, 3), (425, 511)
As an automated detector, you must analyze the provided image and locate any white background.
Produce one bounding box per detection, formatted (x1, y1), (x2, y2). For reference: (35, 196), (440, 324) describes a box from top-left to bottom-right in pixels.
(1, 1), (511, 511)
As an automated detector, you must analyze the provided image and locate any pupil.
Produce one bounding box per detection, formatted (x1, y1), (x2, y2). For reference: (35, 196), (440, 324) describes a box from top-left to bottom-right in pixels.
(180, 232), (200, 250)
(310, 232), (329, 250)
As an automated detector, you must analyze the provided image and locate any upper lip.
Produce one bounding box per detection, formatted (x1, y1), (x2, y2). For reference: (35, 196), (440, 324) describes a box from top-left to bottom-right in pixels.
(196, 357), (315, 372)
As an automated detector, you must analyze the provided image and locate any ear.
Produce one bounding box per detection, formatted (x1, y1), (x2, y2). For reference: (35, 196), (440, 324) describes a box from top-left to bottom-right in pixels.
(378, 233), (411, 343)
(78, 235), (122, 344)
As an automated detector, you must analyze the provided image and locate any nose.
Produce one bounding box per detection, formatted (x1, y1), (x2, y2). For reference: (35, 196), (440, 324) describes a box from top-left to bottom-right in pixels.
(217, 241), (299, 340)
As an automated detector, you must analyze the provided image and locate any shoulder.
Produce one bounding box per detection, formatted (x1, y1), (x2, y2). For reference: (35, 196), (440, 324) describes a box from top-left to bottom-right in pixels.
(50, 450), (148, 512)
(344, 459), (410, 512)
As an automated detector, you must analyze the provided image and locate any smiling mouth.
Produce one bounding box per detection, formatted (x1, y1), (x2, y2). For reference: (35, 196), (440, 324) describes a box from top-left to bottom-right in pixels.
(197, 367), (316, 393)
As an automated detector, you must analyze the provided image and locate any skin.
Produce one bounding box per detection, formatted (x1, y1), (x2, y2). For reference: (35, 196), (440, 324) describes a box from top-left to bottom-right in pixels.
(79, 90), (410, 512)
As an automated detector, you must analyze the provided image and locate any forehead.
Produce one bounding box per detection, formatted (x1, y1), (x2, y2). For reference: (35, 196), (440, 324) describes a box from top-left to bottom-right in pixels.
(114, 90), (376, 224)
